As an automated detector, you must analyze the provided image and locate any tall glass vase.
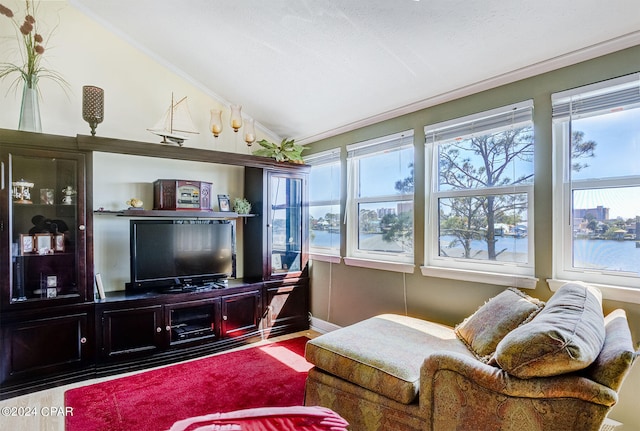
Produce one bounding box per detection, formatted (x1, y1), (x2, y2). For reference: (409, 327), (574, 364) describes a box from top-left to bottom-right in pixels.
(18, 79), (42, 132)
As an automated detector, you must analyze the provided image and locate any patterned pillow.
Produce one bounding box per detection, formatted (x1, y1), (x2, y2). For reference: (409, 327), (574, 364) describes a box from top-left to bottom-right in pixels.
(455, 288), (544, 362)
(494, 282), (606, 378)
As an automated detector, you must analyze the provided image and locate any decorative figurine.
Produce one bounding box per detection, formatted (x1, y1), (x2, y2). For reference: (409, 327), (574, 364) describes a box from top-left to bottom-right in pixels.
(126, 198), (144, 209)
(12, 179), (34, 203)
(61, 186), (77, 205)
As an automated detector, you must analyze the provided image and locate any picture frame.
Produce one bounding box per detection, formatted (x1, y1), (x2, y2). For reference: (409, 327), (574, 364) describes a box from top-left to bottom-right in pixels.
(40, 188), (55, 205)
(20, 234), (34, 255)
(217, 194), (231, 212)
(54, 233), (65, 252)
(34, 233), (53, 255)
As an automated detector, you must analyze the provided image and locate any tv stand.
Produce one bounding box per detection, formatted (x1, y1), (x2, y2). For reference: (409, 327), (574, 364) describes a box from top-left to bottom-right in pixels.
(93, 277), (309, 378)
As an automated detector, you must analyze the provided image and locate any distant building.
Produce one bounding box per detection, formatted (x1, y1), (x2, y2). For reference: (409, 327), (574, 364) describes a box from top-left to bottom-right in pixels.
(573, 206), (609, 221)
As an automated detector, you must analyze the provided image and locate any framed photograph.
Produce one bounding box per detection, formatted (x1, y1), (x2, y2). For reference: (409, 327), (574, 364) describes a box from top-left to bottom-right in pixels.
(20, 234), (34, 255)
(34, 233), (53, 255)
(54, 233), (65, 252)
(217, 194), (231, 212)
(40, 188), (55, 205)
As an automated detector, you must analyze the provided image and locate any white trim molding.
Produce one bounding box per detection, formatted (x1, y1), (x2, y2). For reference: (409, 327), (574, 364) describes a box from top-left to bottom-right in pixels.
(309, 316), (342, 334)
(344, 257), (415, 274)
(297, 31), (640, 145)
(421, 266), (538, 289)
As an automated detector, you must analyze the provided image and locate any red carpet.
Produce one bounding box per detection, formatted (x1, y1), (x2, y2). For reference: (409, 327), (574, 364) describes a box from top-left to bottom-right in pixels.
(65, 337), (311, 431)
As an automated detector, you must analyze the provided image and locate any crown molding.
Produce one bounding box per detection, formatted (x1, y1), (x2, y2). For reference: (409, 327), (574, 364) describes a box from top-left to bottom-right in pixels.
(296, 31), (640, 145)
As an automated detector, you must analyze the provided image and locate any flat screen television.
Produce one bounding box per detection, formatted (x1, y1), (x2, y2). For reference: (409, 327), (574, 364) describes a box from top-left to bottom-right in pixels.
(128, 219), (236, 292)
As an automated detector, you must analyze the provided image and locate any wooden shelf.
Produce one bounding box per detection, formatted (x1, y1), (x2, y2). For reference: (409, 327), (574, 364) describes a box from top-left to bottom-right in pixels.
(94, 209), (257, 219)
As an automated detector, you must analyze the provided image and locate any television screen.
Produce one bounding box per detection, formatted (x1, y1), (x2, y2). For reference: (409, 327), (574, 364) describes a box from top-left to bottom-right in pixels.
(129, 219), (235, 291)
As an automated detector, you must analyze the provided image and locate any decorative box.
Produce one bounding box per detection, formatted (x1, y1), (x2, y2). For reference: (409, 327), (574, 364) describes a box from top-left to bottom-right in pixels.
(153, 179), (212, 210)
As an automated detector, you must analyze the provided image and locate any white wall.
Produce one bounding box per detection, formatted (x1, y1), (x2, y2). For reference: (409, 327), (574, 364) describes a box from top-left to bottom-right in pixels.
(0, 0), (279, 151)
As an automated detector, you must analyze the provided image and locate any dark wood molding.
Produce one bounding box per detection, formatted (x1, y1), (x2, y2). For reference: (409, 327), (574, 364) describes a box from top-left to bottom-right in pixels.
(75, 134), (310, 172)
(0, 129), (310, 172)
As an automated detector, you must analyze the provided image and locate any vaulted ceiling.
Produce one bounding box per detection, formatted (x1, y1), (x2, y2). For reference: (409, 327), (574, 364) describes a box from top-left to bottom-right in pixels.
(70, 0), (640, 144)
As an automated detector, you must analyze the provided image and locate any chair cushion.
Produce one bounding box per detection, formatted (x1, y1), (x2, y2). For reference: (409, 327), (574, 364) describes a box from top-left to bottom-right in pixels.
(305, 314), (474, 404)
(493, 282), (606, 378)
(455, 288), (544, 361)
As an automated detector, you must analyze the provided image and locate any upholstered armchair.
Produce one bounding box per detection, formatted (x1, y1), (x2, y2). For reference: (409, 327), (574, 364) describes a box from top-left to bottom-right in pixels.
(304, 284), (637, 431)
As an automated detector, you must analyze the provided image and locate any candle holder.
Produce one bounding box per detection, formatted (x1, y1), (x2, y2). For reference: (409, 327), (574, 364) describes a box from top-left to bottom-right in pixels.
(210, 109), (223, 138)
(82, 85), (104, 136)
(244, 118), (256, 146)
(230, 104), (242, 132)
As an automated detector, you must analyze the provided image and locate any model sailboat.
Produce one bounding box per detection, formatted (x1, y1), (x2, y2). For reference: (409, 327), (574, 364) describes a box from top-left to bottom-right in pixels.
(148, 94), (199, 146)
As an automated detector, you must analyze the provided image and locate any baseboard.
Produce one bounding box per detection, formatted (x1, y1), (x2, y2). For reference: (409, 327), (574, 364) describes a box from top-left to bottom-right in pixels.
(309, 316), (342, 334)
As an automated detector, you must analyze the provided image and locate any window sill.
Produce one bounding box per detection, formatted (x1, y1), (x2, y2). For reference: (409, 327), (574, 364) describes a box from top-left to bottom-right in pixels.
(309, 253), (342, 264)
(420, 266), (538, 289)
(343, 257), (415, 274)
(547, 278), (640, 305)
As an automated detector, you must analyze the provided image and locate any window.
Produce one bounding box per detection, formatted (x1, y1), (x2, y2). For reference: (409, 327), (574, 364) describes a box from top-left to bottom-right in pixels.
(345, 131), (414, 267)
(307, 149), (342, 257)
(423, 101), (536, 286)
(552, 73), (640, 295)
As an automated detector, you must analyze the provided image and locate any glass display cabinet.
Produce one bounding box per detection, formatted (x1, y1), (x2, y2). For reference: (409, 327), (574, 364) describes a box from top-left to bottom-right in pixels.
(1, 148), (87, 307)
(268, 173), (304, 277)
(244, 168), (309, 281)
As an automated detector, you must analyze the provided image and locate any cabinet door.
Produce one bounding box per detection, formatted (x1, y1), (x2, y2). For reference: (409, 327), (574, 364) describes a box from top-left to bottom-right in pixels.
(166, 298), (220, 346)
(1, 148), (87, 307)
(0, 312), (91, 383)
(264, 279), (309, 337)
(220, 290), (262, 338)
(268, 172), (308, 279)
(99, 305), (164, 359)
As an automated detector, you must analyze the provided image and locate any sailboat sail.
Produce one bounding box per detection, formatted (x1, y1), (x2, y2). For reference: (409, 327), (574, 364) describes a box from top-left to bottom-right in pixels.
(148, 95), (199, 145)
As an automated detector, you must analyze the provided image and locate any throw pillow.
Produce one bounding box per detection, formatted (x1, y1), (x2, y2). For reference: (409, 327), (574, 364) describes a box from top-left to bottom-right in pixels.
(493, 282), (606, 378)
(455, 288), (544, 362)
(583, 308), (636, 391)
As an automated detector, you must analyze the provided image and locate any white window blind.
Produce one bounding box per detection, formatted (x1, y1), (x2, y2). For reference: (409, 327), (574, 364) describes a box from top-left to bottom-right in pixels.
(425, 100), (534, 144)
(552, 73), (640, 120)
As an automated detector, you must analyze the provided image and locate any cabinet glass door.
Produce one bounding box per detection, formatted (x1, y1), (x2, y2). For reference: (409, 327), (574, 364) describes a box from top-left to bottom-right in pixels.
(7, 151), (84, 303)
(269, 174), (303, 277)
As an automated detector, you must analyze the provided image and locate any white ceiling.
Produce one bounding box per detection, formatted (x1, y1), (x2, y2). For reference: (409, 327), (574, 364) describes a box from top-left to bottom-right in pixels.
(70, 0), (640, 144)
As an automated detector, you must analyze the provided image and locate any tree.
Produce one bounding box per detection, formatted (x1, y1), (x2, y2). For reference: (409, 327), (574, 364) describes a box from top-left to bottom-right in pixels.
(374, 163), (415, 250)
(438, 127), (533, 260)
(359, 209), (378, 233)
(571, 130), (597, 172)
(381, 212), (413, 253)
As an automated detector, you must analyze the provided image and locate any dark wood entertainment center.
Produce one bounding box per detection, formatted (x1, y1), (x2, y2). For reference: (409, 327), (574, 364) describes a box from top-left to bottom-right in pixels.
(0, 128), (310, 399)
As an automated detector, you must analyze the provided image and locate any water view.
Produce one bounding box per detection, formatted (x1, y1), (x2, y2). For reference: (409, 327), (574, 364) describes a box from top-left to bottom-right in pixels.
(311, 229), (640, 274)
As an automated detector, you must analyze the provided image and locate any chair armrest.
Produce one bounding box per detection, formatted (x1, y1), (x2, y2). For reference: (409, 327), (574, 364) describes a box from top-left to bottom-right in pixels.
(420, 351), (618, 407)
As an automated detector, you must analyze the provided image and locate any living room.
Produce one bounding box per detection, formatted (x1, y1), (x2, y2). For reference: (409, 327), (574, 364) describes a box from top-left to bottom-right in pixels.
(1, 1), (639, 430)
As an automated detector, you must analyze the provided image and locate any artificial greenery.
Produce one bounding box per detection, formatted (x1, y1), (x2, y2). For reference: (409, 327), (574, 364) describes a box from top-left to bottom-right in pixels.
(252, 138), (308, 164)
(232, 197), (251, 214)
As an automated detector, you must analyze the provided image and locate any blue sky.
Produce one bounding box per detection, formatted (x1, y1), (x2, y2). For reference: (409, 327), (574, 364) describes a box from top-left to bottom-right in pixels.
(572, 107), (640, 219)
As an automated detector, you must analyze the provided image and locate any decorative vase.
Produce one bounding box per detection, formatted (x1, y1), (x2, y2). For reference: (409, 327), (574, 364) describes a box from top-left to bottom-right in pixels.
(18, 80), (42, 132)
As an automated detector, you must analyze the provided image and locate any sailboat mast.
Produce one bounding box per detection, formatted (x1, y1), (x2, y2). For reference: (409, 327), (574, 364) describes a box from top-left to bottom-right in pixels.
(170, 92), (174, 134)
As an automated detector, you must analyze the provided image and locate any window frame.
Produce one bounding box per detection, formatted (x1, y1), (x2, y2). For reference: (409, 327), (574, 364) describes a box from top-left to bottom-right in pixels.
(345, 130), (415, 268)
(551, 73), (640, 302)
(422, 101), (538, 288)
(307, 148), (342, 260)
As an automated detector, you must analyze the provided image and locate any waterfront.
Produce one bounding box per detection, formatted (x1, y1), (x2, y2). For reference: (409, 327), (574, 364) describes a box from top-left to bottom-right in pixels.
(311, 230), (640, 274)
